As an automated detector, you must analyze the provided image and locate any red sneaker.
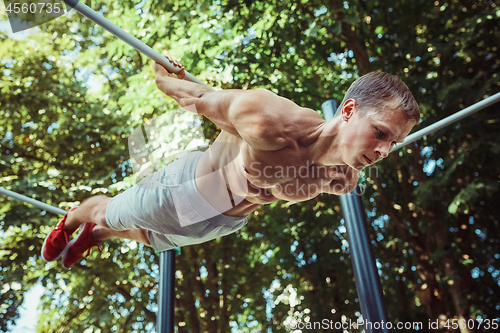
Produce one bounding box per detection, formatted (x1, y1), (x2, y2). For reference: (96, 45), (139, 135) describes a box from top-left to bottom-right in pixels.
(62, 223), (102, 269)
(41, 207), (79, 261)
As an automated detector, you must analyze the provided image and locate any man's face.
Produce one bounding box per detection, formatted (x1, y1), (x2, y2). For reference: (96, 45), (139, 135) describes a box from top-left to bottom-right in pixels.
(339, 100), (415, 170)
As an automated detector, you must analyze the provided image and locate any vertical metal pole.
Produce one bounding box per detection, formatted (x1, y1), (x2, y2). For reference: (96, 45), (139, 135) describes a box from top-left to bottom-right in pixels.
(340, 189), (390, 332)
(158, 250), (176, 333)
(322, 101), (390, 333)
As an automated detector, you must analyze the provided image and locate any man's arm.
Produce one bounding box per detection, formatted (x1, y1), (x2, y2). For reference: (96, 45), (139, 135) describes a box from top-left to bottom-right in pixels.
(153, 63), (324, 150)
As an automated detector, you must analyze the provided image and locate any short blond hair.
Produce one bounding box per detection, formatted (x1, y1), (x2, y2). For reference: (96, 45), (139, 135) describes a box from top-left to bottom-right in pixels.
(337, 72), (420, 123)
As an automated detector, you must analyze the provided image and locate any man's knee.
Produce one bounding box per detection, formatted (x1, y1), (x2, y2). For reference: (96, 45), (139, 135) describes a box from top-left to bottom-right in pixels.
(139, 229), (152, 247)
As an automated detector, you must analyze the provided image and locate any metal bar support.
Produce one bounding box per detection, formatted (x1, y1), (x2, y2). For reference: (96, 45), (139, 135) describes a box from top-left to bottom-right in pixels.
(322, 100), (390, 333)
(158, 250), (176, 333)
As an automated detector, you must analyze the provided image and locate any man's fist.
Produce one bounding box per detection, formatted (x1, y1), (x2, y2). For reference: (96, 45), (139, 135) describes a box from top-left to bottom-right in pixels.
(153, 55), (185, 80)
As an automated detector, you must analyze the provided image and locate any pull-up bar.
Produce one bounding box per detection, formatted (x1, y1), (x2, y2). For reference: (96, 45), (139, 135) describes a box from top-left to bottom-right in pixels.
(62, 0), (214, 91)
(394, 91), (500, 151)
(3, 2), (499, 333)
(0, 187), (66, 215)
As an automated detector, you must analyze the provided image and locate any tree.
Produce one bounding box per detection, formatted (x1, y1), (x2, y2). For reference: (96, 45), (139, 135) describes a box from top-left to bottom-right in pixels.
(1, 0), (499, 332)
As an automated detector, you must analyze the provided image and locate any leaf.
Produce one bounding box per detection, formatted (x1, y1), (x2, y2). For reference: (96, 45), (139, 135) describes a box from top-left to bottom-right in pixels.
(448, 181), (499, 214)
(343, 15), (360, 25)
(332, 21), (342, 35)
(304, 21), (318, 37)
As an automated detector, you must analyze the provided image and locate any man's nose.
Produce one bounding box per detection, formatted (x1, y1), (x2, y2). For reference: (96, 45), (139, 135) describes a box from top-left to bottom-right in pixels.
(376, 143), (391, 159)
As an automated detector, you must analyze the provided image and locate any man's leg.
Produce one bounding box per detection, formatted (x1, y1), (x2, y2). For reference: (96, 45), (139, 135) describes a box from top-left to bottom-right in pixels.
(42, 197), (110, 263)
(42, 194), (153, 265)
(64, 195), (111, 230)
(57, 195), (154, 268)
(64, 195), (151, 246)
(92, 225), (151, 247)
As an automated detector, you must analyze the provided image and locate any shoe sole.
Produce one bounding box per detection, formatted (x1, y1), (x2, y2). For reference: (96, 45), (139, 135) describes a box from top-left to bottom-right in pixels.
(61, 223), (87, 269)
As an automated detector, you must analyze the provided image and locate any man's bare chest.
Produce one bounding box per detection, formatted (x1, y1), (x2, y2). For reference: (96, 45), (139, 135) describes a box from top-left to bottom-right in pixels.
(240, 144), (350, 201)
(200, 132), (358, 202)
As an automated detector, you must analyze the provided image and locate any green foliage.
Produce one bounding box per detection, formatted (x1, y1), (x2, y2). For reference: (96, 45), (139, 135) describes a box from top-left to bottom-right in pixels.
(1, 0), (499, 332)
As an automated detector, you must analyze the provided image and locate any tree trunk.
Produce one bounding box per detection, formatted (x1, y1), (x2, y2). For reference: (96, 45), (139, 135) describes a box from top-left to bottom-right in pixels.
(177, 251), (202, 332)
(342, 22), (375, 75)
(434, 215), (478, 333)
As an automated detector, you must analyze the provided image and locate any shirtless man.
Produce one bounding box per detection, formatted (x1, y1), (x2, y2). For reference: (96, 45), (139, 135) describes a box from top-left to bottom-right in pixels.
(41, 61), (419, 268)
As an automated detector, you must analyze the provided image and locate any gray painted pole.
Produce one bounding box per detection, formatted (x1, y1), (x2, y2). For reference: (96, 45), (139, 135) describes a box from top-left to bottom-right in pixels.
(62, 0), (214, 90)
(0, 187), (66, 215)
(322, 100), (390, 333)
(339, 189), (391, 332)
(393, 91), (500, 151)
(158, 250), (176, 333)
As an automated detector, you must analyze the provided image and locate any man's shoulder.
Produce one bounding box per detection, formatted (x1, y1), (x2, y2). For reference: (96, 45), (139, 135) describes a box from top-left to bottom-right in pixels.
(252, 109), (324, 152)
(231, 89), (324, 150)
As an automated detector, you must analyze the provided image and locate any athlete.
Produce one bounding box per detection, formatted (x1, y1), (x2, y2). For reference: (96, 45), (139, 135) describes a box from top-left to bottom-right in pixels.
(42, 59), (419, 268)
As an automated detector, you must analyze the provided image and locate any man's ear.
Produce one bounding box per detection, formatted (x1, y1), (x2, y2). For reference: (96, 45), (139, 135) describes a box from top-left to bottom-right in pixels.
(341, 99), (357, 121)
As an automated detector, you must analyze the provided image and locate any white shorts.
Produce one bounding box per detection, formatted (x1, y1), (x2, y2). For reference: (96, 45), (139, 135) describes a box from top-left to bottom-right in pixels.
(105, 151), (248, 251)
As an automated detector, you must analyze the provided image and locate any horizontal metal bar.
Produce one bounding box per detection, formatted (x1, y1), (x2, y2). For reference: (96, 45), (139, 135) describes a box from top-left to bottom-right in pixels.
(62, 0), (214, 90)
(393, 91), (500, 151)
(0, 187), (66, 215)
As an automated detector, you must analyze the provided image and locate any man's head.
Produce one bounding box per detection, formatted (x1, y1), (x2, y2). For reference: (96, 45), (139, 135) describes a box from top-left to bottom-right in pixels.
(334, 72), (419, 170)
(336, 71), (420, 123)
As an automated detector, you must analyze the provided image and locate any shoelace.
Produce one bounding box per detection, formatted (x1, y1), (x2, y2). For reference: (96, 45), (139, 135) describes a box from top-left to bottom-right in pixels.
(54, 224), (70, 243)
(53, 207), (79, 244)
